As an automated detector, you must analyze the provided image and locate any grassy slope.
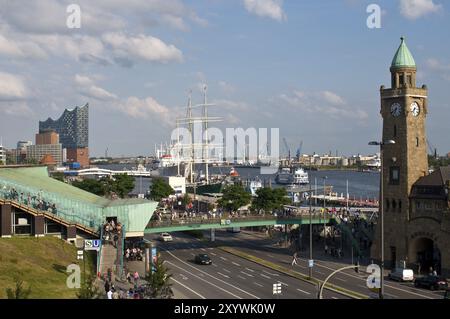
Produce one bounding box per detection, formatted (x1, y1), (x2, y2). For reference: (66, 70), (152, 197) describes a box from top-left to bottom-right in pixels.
(0, 236), (95, 299)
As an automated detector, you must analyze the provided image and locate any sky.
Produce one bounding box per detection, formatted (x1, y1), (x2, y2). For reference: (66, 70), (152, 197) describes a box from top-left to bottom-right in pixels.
(0, 0), (449, 157)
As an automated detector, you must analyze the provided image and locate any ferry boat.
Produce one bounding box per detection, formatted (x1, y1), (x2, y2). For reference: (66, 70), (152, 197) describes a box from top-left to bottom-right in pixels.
(275, 168), (294, 185)
(247, 178), (262, 196)
(293, 168), (309, 185)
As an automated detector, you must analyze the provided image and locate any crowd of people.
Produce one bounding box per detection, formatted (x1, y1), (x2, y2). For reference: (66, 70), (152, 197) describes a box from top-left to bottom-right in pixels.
(102, 219), (122, 248)
(125, 247), (143, 261)
(104, 271), (146, 299)
(2, 187), (58, 214)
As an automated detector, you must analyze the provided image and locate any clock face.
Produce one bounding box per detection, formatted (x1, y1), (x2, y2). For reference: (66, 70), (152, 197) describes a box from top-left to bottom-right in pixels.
(390, 103), (402, 117)
(410, 102), (420, 117)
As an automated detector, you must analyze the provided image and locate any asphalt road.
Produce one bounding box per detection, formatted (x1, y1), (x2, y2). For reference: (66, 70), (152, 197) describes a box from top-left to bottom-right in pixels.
(146, 232), (348, 299)
(209, 229), (446, 299)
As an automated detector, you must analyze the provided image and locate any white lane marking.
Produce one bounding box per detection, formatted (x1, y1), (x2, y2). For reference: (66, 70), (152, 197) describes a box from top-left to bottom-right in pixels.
(171, 277), (206, 299)
(267, 254), (275, 258)
(296, 288), (311, 295)
(232, 262), (241, 267)
(331, 297), (339, 299)
(165, 250), (260, 299)
(237, 275), (246, 280)
(200, 248), (207, 252)
(263, 270), (279, 276)
(278, 281), (289, 287)
(212, 264), (218, 267)
(210, 252), (217, 256)
(180, 274), (188, 280)
(197, 273), (205, 277)
(241, 271), (254, 277)
(254, 282), (264, 287)
(358, 285), (368, 289)
(208, 248), (214, 250)
(316, 270), (325, 275)
(222, 268), (231, 273)
(245, 268), (255, 273)
(260, 273), (271, 279)
(220, 256), (228, 261)
(217, 272), (230, 279)
(335, 277), (346, 282)
(166, 261), (242, 299)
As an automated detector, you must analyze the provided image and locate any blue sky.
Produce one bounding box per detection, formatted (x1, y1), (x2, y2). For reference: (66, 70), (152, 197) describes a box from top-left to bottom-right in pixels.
(0, 0), (449, 157)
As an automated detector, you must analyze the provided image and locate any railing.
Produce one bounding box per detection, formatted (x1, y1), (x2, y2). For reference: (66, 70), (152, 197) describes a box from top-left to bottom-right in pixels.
(97, 226), (104, 276)
(147, 213), (334, 229)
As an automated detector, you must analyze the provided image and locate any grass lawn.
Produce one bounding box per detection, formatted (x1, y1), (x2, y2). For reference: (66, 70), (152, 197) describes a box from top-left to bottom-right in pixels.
(0, 236), (96, 299)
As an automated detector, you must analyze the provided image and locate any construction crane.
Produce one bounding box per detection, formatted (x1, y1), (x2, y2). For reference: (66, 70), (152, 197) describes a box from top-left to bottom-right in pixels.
(296, 141), (303, 158)
(427, 139), (438, 158)
(282, 137), (291, 161)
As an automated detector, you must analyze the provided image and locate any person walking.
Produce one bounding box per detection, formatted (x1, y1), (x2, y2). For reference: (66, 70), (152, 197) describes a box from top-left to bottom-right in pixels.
(291, 252), (299, 266)
(104, 280), (110, 294)
(107, 288), (113, 299)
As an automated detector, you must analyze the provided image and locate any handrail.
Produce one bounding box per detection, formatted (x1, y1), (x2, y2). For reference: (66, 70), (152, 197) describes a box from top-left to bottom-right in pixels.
(97, 225), (104, 276)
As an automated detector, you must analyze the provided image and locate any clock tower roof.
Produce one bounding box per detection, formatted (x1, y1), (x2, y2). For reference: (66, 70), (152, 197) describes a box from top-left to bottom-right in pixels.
(391, 37), (416, 69)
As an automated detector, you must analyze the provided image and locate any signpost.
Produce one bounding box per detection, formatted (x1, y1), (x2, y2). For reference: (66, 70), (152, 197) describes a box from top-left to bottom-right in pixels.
(77, 250), (84, 260)
(308, 259), (314, 268)
(84, 239), (101, 251)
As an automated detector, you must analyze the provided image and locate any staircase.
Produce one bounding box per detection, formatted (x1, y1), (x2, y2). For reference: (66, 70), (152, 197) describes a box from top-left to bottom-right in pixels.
(99, 243), (117, 280)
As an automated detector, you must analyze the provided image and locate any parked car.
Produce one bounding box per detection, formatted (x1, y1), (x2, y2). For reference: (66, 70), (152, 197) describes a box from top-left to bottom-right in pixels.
(388, 268), (414, 282)
(159, 232), (173, 242)
(194, 254), (212, 265)
(414, 275), (448, 290)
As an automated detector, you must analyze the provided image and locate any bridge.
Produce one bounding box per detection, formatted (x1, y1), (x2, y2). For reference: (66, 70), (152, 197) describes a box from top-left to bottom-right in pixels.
(63, 166), (156, 177)
(145, 213), (335, 234)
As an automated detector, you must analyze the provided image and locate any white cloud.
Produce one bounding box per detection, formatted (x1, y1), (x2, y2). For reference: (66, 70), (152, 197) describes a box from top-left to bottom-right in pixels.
(279, 90), (368, 121)
(0, 33), (47, 59)
(0, 72), (27, 100)
(213, 99), (251, 111)
(218, 81), (236, 94)
(399, 0), (442, 19)
(425, 58), (450, 81)
(114, 96), (173, 125)
(243, 0), (286, 21)
(102, 32), (183, 64)
(74, 74), (117, 101)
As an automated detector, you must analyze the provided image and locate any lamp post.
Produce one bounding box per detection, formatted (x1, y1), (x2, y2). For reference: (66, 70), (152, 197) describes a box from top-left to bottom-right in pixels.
(368, 140), (395, 300)
(309, 181), (313, 279)
(322, 176), (328, 252)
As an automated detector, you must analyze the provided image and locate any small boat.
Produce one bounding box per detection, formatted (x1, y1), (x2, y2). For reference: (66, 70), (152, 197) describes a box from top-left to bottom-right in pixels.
(275, 168), (294, 185)
(293, 168), (309, 185)
(229, 167), (239, 177)
(247, 178), (262, 196)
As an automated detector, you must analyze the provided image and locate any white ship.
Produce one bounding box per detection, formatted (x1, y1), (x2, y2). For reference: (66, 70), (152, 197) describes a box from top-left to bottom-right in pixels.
(293, 168), (309, 185)
(247, 178), (263, 196)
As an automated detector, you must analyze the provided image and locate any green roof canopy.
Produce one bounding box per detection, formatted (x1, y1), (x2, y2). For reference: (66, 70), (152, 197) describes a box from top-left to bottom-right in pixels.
(391, 37), (416, 69)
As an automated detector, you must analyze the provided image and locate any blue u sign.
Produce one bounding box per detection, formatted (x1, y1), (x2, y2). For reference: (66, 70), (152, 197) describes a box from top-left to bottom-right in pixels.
(93, 240), (101, 248)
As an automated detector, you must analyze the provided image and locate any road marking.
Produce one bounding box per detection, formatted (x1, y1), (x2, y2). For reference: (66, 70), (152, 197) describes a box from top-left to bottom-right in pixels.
(335, 277), (346, 282)
(171, 277), (206, 299)
(165, 250), (260, 299)
(358, 284), (368, 289)
(316, 270), (325, 275)
(217, 272), (230, 279)
(254, 282), (264, 287)
(260, 273), (271, 279)
(267, 254), (275, 258)
(166, 261), (242, 299)
(220, 257), (228, 261)
(241, 271), (254, 277)
(237, 275), (246, 280)
(210, 252), (217, 256)
(212, 264), (218, 267)
(331, 297), (339, 299)
(245, 268), (255, 273)
(278, 281), (289, 287)
(232, 262), (241, 267)
(190, 253), (195, 256)
(263, 270), (279, 277)
(180, 274), (188, 280)
(200, 248), (207, 252)
(296, 288), (311, 295)
(222, 268), (231, 273)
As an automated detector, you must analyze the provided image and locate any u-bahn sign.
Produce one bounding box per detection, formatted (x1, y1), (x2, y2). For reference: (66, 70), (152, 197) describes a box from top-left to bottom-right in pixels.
(220, 219), (231, 226)
(84, 239), (101, 251)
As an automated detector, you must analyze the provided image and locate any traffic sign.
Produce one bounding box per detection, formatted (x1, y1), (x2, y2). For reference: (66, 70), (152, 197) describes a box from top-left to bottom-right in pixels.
(308, 259), (314, 268)
(84, 239), (101, 251)
(77, 250), (84, 260)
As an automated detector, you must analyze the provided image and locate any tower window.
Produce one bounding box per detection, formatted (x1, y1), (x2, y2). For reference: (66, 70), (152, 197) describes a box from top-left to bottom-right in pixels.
(399, 74), (405, 86)
(416, 137), (419, 147)
(390, 166), (400, 185)
(398, 200), (402, 212)
(392, 200), (397, 211)
(386, 199), (390, 212)
(407, 75), (412, 86)
(394, 125), (397, 138)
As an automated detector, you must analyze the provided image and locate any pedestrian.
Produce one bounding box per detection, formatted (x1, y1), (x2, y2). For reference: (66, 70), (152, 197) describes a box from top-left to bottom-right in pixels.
(324, 245), (328, 255)
(104, 280), (110, 293)
(134, 271), (140, 284)
(433, 269), (437, 276)
(291, 252), (298, 266)
(107, 289), (113, 299)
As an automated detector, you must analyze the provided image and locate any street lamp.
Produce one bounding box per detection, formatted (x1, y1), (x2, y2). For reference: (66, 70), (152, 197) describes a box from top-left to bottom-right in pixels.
(322, 176), (328, 252)
(309, 181), (313, 279)
(368, 139), (395, 300)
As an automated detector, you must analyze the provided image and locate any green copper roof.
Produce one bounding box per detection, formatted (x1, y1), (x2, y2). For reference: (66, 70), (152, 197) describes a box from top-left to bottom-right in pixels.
(391, 37), (416, 69)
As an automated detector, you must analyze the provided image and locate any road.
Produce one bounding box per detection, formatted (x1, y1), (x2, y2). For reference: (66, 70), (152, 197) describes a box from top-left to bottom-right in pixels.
(209, 229), (445, 299)
(146, 232), (348, 299)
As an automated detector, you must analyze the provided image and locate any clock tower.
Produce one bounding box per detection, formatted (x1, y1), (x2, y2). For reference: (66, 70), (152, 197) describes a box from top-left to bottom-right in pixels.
(372, 37), (429, 268)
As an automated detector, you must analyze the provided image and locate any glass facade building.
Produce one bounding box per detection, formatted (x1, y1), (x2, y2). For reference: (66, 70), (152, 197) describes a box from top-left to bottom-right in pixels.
(39, 103), (89, 149)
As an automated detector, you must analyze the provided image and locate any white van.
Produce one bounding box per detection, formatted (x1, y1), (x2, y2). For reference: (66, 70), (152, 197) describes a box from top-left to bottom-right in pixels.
(388, 268), (414, 282)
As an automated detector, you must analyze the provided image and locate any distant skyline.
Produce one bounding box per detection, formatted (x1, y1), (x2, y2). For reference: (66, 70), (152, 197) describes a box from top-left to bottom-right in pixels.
(0, 0), (449, 157)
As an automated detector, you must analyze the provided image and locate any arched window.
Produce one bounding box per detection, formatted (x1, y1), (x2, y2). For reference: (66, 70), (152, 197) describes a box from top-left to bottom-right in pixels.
(392, 200), (397, 211)
(398, 200), (402, 212)
(386, 199), (390, 212)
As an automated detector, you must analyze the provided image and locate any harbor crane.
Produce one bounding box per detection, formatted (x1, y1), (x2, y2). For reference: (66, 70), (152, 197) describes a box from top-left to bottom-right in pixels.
(296, 141), (303, 158)
(282, 137), (291, 161)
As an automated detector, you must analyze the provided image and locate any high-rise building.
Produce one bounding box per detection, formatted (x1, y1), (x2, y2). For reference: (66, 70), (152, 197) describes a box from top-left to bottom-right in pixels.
(36, 129), (59, 145)
(17, 141), (32, 151)
(0, 144), (6, 165)
(26, 130), (63, 166)
(39, 103), (89, 167)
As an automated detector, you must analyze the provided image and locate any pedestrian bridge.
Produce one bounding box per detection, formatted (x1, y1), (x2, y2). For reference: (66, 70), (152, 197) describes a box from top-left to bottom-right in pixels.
(144, 213), (335, 234)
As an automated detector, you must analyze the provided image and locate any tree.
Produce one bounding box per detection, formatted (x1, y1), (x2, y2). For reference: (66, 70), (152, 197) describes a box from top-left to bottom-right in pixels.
(76, 275), (102, 299)
(252, 187), (291, 213)
(6, 279), (32, 299)
(218, 184), (251, 212)
(72, 179), (106, 196)
(144, 256), (173, 299)
(149, 178), (174, 201)
(51, 172), (65, 182)
(112, 174), (135, 198)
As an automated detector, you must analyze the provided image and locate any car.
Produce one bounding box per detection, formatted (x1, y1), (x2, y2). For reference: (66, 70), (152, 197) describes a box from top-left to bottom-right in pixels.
(388, 268), (414, 282)
(414, 275), (448, 290)
(159, 232), (173, 242)
(194, 254), (212, 265)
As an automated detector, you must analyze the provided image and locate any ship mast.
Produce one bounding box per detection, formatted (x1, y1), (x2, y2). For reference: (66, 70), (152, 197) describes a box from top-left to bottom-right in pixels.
(203, 85), (209, 184)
